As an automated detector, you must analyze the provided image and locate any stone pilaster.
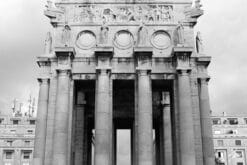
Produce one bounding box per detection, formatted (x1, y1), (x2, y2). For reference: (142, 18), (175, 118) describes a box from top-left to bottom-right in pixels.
(198, 78), (214, 165)
(161, 91), (173, 165)
(137, 69), (153, 165)
(177, 70), (196, 165)
(33, 78), (50, 165)
(94, 69), (112, 165)
(197, 56), (214, 165)
(173, 47), (196, 165)
(52, 69), (71, 165)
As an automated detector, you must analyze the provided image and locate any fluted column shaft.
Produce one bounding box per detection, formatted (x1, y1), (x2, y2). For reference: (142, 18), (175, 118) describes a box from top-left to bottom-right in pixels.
(178, 70), (196, 165)
(33, 79), (49, 165)
(137, 70), (153, 165)
(161, 92), (173, 165)
(199, 78), (215, 165)
(94, 69), (112, 165)
(52, 70), (71, 165)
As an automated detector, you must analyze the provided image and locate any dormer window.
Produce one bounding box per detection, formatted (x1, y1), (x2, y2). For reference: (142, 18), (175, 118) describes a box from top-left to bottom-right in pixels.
(227, 118), (238, 125)
(29, 120), (35, 125)
(13, 120), (19, 125)
(212, 118), (221, 125)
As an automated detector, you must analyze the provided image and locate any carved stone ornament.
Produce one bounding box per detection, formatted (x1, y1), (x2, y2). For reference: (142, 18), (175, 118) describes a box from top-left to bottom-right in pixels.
(76, 31), (96, 49)
(44, 32), (52, 54)
(151, 31), (171, 49)
(113, 30), (134, 49)
(69, 4), (173, 24)
(196, 31), (204, 54)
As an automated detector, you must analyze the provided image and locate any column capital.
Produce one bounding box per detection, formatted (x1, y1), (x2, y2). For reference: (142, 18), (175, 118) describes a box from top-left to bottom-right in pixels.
(198, 77), (210, 85)
(56, 69), (71, 75)
(137, 69), (150, 76)
(177, 69), (191, 76)
(37, 78), (50, 84)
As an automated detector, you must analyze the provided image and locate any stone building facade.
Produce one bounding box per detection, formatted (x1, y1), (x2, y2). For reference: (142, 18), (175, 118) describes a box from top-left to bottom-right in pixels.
(0, 116), (36, 165)
(34, 0), (214, 165)
(213, 115), (247, 165)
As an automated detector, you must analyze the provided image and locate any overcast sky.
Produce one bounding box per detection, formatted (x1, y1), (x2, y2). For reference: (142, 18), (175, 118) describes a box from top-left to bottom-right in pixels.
(0, 0), (247, 116)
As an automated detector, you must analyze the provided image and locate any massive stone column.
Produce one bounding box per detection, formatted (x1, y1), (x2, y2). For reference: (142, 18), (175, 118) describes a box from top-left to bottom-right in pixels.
(137, 70), (153, 165)
(94, 69), (112, 165)
(52, 69), (71, 165)
(199, 78), (214, 165)
(33, 79), (49, 165)
(74, 91), (86, 165)
(161, 91), (173, 165)
(177, 70), (196, 165)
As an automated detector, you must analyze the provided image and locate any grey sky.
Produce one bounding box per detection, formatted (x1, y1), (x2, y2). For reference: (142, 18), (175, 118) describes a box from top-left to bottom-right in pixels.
(0, 0), (247, 115)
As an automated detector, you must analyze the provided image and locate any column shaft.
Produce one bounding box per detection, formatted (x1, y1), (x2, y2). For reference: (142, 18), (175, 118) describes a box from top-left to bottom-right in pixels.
(137, 70), (153, 165)
(199, 79), (214, 165)
(44, 76), (57, 165)
(52, 70), (70, 165)
(33, 79), (49, 165)
(178, 71), (196, 165)
(94, 70), (112, 165)
(74, 105), (85, 165)
(162, 92), (173, 165)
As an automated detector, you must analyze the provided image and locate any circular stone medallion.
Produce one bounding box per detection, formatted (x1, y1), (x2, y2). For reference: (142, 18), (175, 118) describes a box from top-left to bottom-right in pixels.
(76, 31), (96, 50)
(151, 31), (171, 49)
(113, 31), (134, 49)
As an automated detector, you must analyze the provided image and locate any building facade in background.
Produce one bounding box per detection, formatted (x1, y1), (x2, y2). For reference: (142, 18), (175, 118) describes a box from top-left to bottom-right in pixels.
(34, 0), (215, 165)
(0, 116), (36, 165)
(213, 115), (247, 165)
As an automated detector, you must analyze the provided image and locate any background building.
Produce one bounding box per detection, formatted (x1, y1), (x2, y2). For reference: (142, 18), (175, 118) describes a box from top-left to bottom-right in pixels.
(212, 114), (247, 165)
(0, 115), (36, 165)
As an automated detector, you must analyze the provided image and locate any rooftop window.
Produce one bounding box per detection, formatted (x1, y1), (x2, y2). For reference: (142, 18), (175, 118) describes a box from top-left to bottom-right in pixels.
(29, 120), (35, 125)
(27, 130), (33, 134)
(13, 120), (19, 125)
(22, 151), (32, 160)
(235, 140), (242, 146)
(4, 151), (14, 159)
(212, 118), (221, 125)
(6, 140), (13, 146)
(227, 118), (238, 125)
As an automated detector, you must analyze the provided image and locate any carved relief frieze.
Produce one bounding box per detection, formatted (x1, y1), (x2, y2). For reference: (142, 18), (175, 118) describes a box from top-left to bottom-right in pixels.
(68, 4), (173, 24)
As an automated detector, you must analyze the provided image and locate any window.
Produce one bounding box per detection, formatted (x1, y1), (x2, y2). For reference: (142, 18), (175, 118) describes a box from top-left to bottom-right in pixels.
(27, 130), (33, 134)
(244, 118), (247, 124)
(22, 151), (31, 160)
(24, 141), (30, 146)
(235, 140), (241, 146)
(0, 119), (4, 124)
(4, 163), (11, 165)
(10, 130), (16, 134)
(5, 151), (13, 159)
(13, 120), (19, 125)
(212, 118), (221, 125)
(214, 130), (221, 134)
(227, 118), (238, 125)
(29, 120), (35, 125)
(23, 163), (30, 165)
(6, 140), (13, 146)
(237, 163), (243, 165)
(235, 151), (243, 158)
(217, 140), (224, 146)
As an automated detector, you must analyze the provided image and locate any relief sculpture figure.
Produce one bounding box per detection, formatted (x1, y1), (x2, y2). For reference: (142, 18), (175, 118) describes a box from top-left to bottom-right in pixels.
(61, 25), (71, 46)
(137, 22), (148, 46)
(99, 23), (109, 45)
(177, 22), (185, 45)
(44, 32), (52, 54)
